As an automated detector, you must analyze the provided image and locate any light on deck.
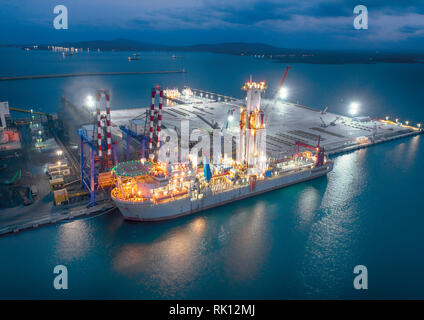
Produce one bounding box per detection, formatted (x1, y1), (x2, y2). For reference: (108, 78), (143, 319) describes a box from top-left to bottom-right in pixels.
(349, 102), (360, 116)
(278, 87), (288, 100)
(85, 95), (95, 108)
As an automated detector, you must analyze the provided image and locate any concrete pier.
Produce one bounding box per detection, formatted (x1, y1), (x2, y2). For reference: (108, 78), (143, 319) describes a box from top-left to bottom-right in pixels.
(0, 70), (186, 81)
(0, 201), (115, 236)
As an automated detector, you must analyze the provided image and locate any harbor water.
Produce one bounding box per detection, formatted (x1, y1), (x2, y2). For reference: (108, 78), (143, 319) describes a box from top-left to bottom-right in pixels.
(0, 48), (423, 299)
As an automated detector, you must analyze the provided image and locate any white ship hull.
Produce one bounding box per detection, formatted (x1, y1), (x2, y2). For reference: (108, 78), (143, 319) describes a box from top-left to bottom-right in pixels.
(112, 161), (333, 222)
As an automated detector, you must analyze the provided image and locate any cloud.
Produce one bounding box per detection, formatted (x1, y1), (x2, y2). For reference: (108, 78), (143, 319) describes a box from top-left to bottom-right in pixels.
(122, 0), (424, 45)
(1, 0), (424, 49)
(367, 12), (424, 41)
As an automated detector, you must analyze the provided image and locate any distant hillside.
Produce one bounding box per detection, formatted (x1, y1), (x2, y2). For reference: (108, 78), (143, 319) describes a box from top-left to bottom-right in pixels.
(174, 42), (302, 55)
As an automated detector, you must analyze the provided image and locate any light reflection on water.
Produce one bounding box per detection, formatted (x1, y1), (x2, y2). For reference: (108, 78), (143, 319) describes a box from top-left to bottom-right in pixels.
(295, 186), (321, 229)
(405, 135), (420, 168)
(223, 201), (268, 282)
(1, 136), (423, 299)
(25, 137), (422, 299)
(391, 141), (407, 167)
(1, 50), (424, 299)
(299, 150), (367, 297)
(109, 201), (269, 297)
(110, 216), (211, 297)
(55, 219), (92, 262)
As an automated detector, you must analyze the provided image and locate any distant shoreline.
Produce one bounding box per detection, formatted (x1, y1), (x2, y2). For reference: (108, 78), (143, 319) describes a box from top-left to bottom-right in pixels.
(2, 40), (423, 64)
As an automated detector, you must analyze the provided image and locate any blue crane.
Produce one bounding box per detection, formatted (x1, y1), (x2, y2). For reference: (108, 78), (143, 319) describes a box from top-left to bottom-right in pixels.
(78, 128), (97, 207)
(119, 125), (149, 160)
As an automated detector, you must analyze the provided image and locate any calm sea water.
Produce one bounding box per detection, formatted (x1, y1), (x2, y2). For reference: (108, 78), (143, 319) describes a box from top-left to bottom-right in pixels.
(0, 48), (423, 299)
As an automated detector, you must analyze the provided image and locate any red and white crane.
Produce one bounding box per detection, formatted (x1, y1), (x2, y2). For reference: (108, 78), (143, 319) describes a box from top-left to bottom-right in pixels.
(294, 136), (325, 167)
(263, 66), (290, 125)
(148, 85), (164, 158)
(96, 89), (112, 167)
(276, 66), (290, 96)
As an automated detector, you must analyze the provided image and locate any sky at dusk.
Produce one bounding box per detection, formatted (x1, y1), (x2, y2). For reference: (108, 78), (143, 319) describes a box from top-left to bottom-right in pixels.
(1, 0), (424, 51)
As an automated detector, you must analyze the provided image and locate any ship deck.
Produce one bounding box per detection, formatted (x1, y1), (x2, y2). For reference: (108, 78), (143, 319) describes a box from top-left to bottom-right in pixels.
(110, 93), (422, 157)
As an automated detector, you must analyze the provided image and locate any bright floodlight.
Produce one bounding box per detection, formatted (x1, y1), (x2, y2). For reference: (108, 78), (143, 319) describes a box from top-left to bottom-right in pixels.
(86, 95), (95, 108)
(228, 114), (234, 122)
(349, 102), (360, 116)
(278, 87), (288, 100)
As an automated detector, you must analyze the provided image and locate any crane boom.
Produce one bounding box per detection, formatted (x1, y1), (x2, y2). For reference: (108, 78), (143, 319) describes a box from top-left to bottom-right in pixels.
(10, 107), (52, 116)
(295, 136), (321, 150)
(295, 136), (325, 167)
(276, 66), (291, 95)
(264, 66), (290, 125)
(295, 141), (318, 151)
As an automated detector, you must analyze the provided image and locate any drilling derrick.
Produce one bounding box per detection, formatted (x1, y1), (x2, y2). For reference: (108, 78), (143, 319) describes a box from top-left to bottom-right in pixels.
(239, 79), (267, 174)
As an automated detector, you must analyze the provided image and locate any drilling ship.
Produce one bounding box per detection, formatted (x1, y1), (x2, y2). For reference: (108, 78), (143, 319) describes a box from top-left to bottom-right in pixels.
(110, 78), (334, 221)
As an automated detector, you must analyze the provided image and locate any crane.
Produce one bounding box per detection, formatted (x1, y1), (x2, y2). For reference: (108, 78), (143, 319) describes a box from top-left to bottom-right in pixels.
(119, 125), (148, 160)
(320, 116), (339, 128)
(263, 66), (290, 125)
(276, 66), (291, 96)
(294, 136), (325, 167)
(320, 117), (328, 128)
(329, 116), (340, 126)
(78, 127), (98, 207)
(9, 106), (53, 117)
(221, 107), (236, 132)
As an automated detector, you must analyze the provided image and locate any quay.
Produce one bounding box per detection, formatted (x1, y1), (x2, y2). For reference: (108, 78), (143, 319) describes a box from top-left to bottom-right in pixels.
(1, 102), (116, 237)
(0, 201), (115, 236)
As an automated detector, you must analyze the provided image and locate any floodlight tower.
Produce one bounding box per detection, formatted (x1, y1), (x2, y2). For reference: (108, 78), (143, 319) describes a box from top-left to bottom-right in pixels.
(239, 78), (267, 172)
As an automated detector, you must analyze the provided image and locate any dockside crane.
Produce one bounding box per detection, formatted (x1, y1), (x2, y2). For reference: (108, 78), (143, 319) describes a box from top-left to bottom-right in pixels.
(320, 117), (328, 128)
(119, 125), (149, 160)
(263, 66), (290, 125)
(9, 106), (53, 118)
(329, 116), (340, 126)
(78, 127), (98, 207)
(294, 136), (325, 167)
(276, 66), (291, 97)
(221, 107), (236, 132)
(320, 116), (339, 128)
